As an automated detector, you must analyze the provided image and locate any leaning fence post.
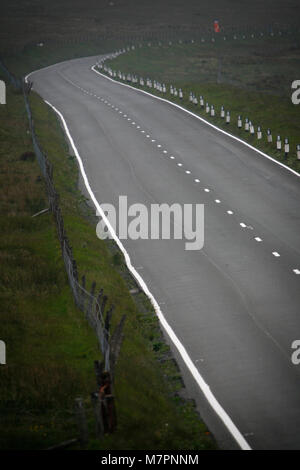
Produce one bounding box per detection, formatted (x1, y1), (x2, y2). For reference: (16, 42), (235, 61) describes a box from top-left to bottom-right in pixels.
(80, 274), (87, 311)
(109, 314), (126, 380)
(95, 288), (104, 321)
(91, 392), (104, 438)
(99, 371), (117, 433)
(86, 281), (96, 322)
(74, 397), (89, 447)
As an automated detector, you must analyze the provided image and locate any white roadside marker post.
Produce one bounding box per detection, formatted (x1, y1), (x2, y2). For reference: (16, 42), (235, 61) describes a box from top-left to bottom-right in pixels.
(257, 126), (262, 139)
(226, 111), (230, 124)
(245, 117), (249, 132)
(297, 144), (300, 160)
(237, 115), (242, 129)
(267, 128), (272, 143)
(276, 135), (282, 151)
(220, 105), (225, 118)
(284, 138), (289, 159)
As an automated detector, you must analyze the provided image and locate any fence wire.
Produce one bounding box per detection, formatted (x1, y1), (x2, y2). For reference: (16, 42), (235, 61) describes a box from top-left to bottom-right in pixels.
(0, 60), (111, 371)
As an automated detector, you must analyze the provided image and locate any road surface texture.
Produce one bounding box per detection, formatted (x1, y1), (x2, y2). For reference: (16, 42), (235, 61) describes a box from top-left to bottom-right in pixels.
(30, 56), (300, 450)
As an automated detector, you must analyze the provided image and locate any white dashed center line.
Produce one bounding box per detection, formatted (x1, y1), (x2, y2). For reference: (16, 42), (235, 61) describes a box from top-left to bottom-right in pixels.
(63, 72), (300, 283)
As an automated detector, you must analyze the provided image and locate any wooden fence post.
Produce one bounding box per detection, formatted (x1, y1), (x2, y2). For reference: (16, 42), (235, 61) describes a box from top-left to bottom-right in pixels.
(86, 281), (96, 320)
(95, 289), (104, 321)
(99, 371), (117, 433)
(109, 314), (126, 380)
(91, 392), (104, 438)
(74, 397), (89, 447)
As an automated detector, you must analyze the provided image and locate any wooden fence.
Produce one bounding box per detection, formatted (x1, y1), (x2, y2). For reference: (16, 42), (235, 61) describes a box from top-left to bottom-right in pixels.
(1, 60), (126, 444)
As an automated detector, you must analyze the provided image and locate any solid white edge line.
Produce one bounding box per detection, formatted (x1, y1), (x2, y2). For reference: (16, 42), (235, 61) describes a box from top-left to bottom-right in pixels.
(91, 65), (300, 179)
(25, 64), (252, 451)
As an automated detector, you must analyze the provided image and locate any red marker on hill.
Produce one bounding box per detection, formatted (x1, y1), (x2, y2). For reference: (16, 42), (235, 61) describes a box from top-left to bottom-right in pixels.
(214, 20), (220, 33)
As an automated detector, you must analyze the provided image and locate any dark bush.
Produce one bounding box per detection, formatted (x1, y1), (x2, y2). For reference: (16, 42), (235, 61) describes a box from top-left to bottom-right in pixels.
(20, 151), (35, 161)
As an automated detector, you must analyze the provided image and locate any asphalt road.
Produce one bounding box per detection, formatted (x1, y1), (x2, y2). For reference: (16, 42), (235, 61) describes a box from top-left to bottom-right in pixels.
(30, 55), (300, 450)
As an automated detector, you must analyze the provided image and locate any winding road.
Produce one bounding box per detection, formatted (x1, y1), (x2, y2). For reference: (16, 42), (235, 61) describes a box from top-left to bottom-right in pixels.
(29, 55), (300, 450)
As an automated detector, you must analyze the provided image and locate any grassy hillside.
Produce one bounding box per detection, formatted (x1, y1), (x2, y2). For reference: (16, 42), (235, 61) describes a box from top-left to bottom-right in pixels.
(1, 0), (300, 55)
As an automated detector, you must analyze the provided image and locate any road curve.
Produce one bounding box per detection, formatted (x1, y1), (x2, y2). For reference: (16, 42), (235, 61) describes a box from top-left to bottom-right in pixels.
(30, 55), (300, 450)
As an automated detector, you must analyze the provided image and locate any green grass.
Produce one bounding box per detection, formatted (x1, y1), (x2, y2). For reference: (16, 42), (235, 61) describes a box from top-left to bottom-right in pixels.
(0, 74), (100, 449)
(3, 40), (123, 79)
(103, 39), (300, 173)
(108, 33), (300, 97)
(0, 72), (216, 450)
(1, 0), (299, 56)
